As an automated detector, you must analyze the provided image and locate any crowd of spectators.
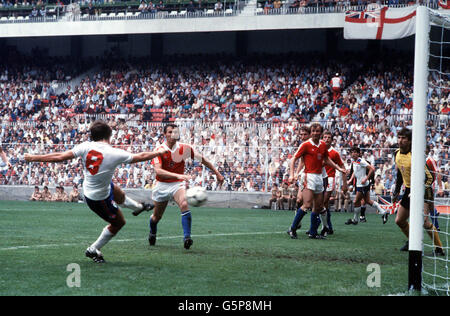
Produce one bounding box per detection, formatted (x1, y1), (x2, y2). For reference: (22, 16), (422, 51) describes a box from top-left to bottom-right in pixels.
(29, 183), (81, 202)
(0, 51), (448, 199)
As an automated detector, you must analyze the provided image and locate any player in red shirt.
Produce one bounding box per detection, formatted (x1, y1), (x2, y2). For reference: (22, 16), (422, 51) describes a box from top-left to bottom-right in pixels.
(426, 145), (443, 230)
(138, 124), (224, 250)
(320, 130), (347, 236)
(287, 123), (347, 239)
(293, 125), (311, 209)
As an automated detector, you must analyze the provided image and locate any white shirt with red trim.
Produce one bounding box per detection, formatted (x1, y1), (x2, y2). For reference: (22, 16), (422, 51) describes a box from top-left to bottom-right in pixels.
(71, 141), (133, 200)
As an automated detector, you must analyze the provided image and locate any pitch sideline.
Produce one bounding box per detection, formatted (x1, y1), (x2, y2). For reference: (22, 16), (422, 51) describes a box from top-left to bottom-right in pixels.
(0, 231), (286, 251)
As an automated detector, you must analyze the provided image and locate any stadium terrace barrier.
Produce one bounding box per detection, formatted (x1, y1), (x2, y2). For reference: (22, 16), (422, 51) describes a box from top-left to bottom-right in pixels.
(0, 185), (271, 208)
(1, 185), (448, 211)
(0, 2), (439, 24)
(255, 3), (439, 16)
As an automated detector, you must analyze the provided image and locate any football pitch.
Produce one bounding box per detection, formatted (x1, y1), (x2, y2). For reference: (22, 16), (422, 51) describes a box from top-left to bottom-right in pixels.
(0, 200), (412, 296)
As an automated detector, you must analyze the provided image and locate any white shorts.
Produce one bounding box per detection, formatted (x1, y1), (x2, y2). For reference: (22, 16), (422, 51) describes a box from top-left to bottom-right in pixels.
(326, 177), (336, 192)
(304, 173), (324, 194)
(152, 181), (185, 202)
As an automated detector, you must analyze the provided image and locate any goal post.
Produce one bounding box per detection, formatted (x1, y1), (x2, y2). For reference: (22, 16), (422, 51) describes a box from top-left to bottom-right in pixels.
(409, 5), (429, 292)
(411, 6), (450, 295)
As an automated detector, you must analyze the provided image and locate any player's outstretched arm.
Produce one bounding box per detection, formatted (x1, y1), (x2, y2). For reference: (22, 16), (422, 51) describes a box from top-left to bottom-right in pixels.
(25, 151), (75, 163)
(288, 156), (300, 183)
(131, 148), (168, 163)
(154, 163), (191, 181)
(199, 155), (224, 185)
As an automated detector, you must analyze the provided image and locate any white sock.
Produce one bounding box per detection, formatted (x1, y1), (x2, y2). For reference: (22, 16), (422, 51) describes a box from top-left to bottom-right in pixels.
(119, 196), (143, 211)
(90, 226), (115, 251)
(320, 213), (328, 229)
(372, 201), (386, 215)
(353, 207), (361, 222)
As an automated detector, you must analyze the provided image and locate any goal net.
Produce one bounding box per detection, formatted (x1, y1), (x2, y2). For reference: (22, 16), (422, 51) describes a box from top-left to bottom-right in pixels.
(413, 6), (450, 295)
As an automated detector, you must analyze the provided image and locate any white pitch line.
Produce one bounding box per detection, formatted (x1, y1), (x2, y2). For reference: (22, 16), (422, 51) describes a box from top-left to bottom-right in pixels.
(0, 231), (285, 251)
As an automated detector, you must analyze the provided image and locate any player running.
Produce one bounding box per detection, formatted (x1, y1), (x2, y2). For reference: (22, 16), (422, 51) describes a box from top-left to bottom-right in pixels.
(320, 130), (347, 236)
(287, 123), (347, 239)
(25, 120), (166, 263)
(392, 128), (444, 255)
(138, 124), (224, 250)
(345, 146), (387, 225)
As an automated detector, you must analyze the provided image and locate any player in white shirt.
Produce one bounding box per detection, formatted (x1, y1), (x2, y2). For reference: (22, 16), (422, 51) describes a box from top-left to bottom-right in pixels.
(345, 146), (387, 226)
(25, 120), (167, 263)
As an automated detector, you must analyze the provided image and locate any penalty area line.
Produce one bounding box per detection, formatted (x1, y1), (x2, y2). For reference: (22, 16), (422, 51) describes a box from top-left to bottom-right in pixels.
(0, 231), (286, 251)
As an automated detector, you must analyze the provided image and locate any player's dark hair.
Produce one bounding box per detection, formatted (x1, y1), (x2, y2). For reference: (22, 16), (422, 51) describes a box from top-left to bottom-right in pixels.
(299, 126), (310, 134)
(310, 123), (323, 133)
(163, 123), (178, 134)
(90, 120), (112, 141)
(323, 130), (333, 138)
(398, 128), (412, 141)
(350, 146), (360, 154)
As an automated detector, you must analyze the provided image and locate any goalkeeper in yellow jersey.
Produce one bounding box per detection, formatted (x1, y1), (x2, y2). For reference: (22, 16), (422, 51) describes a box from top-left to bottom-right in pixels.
(392, 128), (445, 256)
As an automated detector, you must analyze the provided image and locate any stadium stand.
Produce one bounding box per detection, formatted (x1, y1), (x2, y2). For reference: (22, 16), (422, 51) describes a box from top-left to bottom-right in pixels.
(0, 51), (448, 195)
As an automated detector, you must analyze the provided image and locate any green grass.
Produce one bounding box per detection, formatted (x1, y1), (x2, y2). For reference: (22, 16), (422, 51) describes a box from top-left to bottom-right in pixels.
(0, 200), (413, 296)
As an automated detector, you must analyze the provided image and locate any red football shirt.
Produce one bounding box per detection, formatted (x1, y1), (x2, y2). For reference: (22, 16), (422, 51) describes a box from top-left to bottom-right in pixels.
(152, 142), (195, 183)
(294, 139), (328, 174)
(325, 147), (344, 178)
(426, 157), (438, 183)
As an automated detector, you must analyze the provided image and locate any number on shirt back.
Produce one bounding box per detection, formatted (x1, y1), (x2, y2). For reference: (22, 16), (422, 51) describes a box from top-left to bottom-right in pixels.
(86, 150), (104, 175)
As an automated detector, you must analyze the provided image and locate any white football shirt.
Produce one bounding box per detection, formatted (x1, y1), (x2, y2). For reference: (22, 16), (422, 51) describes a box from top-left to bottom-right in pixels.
(352, 158), (370, 188)
(71, 141), (133, 200)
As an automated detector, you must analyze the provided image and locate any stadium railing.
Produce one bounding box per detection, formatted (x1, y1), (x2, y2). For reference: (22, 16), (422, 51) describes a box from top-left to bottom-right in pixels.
(1, 119), (448, 196)
(0, 1), (440, 23)
(255, 2), (439, 16)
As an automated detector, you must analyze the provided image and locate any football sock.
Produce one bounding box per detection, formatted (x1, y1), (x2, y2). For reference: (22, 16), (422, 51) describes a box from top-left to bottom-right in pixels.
(119, 196), (143, 212)
(371, 201), (385, 215)
(320, 209), (328, 229)
(90, 225), (115, 251)
(149, 216), (158, 236)
(291, 207), (307, 231)
(181, 211), (192, 239)
(309, 212), (321, 236)
(425, 223), (443, 248)
(353, 207), (361, 223)
(430, 208), (440, 230)
(326, 208), (333, 230)
(360, 206), (366, 217)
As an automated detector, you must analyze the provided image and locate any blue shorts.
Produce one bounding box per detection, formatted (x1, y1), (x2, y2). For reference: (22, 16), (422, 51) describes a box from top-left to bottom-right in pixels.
(84, 182), (119, 222)
(356, 186), (370, 195)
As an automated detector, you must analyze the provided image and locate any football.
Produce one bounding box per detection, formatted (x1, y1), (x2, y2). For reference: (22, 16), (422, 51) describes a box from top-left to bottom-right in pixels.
(186, 186), (208, 207)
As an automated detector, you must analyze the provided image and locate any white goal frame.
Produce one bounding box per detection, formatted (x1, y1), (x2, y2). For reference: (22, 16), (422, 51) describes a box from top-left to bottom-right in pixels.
(409, 5), (429, 292)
